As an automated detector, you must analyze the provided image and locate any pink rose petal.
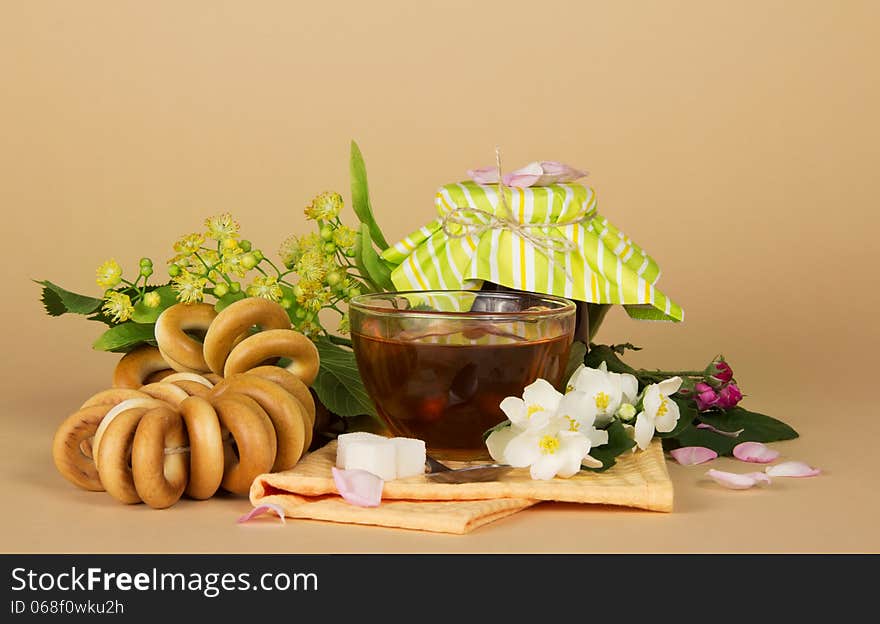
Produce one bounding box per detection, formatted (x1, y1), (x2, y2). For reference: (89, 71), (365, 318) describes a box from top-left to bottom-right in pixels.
(705, 469), (769, 490)
(502, 162), (545, 188)
(733, 441), (780, 464)
(537, 161), (588, 183)
(765, 461), (821, 478)
(669, 446), (718, 466)
(237, 504), (286, 524)
(467, 166), (500, 185)
(744, 471), (772, 484)
(332, 467), (384, 507)
(696, 423), (744, 438)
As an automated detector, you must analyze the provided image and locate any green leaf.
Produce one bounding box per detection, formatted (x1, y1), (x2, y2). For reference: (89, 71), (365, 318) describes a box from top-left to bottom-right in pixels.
(584, 420), (636, 472)
(357, 224), (394, 291)
(92, 322), (157, 353)
(131, 285), (177, 323)
(670, 406), (799, 456)
(350, 140), (389, 250)
(312, 338), (377, 418)
(584, 343), (640, 376)
(563, 341), (587, 387)
(35, 280), (103, 316)
(482, 420), (511, 442)
(214, 291), (246, 312)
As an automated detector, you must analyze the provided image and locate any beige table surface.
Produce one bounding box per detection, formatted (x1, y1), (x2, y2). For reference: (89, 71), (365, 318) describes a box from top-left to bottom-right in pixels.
(2, 385), (876, 554)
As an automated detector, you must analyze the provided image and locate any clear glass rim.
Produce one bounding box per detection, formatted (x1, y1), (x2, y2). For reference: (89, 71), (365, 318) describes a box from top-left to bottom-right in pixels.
(348, 289), (577, 322)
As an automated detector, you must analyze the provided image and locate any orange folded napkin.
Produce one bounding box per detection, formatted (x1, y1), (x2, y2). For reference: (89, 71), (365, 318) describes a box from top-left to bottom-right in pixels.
(249, 439), (673, 534)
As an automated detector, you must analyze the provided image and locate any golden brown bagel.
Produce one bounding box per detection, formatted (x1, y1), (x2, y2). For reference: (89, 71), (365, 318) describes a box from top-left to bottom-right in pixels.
(52, 404), (113, 491)
(246, 366), (316, 427)
(96, 407), (150, 504)
(144, 369), (175, 384)
(80, 388), (149, 409)
(224, 329), (320, 386)
(211, 375), (306, 471)
(112, 345), (171, 389)
(132, 406), (189, 509)
(92, 398), (169, 469)
(154, 303), (217, 372)
(178, 396), (224, 499)
(202, 297), (291, 375)
(138, 382), (190, 407)
(212, 394), (276, 495)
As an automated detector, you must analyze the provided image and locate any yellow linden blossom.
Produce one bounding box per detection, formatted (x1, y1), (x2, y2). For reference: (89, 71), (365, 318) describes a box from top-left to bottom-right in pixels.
(332, 225), (357, 251)
(278, 235), (304, 268)
(303, 287), (331, 312)
(172, 271), (208, 303)
(296, 249), (329, 282)
(174, 233), (204, 256)
(143, 291), (161, 308)
(96, 259), (123, 289)
(538, 435), (560, 455)
(304, 191), (343, 221)
(246, 275), (283, 302)
(102, 291), (134, 323)
(204, 213), (240, 241)
(295, 279), (323, 304)
(219, 247), (247, 277)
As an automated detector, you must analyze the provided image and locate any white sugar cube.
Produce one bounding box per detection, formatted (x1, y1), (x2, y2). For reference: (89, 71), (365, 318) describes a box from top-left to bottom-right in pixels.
(336, 432), (387, 468)
(392, 437), (426, 479)
(341, 437), (397, 481)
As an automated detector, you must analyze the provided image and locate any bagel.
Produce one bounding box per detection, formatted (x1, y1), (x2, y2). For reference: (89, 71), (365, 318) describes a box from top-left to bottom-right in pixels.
(211, 375), (306, 471)
(52, 404), (113, 491)
(132, 406), (189, 509)
(154, 303), (217, 372)
(144, 369), (175, 384)
(212, 394), (276, 495)
(246, 366), (316, 427)
(80, 388), (149, 409)
(204, 373), (223, 385)
(138, 382), (190, 406)
(112, 345), (171, 389)
(202, 298), (291, 375)
(160, 373), (214, 398)
(92, 398), (169, 469)
(224, 329), (320, 386)
(178, 396), (224, 500)
(96, 407), (151, 504)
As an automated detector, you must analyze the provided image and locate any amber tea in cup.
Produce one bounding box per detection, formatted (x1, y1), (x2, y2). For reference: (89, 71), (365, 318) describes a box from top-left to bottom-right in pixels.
(349, 290), (576, 460)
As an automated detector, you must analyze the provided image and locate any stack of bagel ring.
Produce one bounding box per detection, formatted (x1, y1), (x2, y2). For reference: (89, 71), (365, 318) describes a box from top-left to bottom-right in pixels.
(52, 297), (320, 509)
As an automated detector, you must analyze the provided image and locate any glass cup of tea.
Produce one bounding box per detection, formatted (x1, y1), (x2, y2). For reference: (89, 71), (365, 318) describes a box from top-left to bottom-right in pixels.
(349, 290), (577, 460)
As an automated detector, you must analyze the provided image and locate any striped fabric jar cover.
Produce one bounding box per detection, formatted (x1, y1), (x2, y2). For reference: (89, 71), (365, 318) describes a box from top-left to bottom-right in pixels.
(380, 181), (684, 322)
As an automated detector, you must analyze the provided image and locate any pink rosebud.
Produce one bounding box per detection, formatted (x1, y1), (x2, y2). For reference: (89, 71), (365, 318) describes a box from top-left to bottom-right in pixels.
(694, 382), (719, 411)
(711, 359), (734, 383)
(716, 383), (743, 410)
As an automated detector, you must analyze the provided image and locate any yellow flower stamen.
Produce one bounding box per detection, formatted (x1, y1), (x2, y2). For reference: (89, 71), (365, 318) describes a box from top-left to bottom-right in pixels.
(565, 416), (580, 432)
(565, 384), (574, 393)
(95, 259), (123, 289)
(538, 435), (560, 455)
(657, 396), (669, 418)
(526, 404), (544, 419)
(594, 391), (611, 411)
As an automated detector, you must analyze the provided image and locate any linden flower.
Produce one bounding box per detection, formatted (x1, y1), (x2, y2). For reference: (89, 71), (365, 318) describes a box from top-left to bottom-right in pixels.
(278, 235), (305, 269)
(246, 275), (283, 302)
(143, 291), (161, 308)
(567, 361), (638, 426)
(634, 377), (683, 450)
(332, 225), (358, 252)
(503, 419), (593, 480)
(96, 259), (123, 289)
(172, 271), (208, 304)
(174, 233), (204, 256)
(219, 246), (247, 277)
(305, 191), (343, 221)
(102, 291), (134, 323)
(296, 249), (330, 282)
(204, 213), (240, 241)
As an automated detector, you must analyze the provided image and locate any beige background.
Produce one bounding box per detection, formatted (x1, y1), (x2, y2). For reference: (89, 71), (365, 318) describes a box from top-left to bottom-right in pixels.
(1, 0), (878, 552)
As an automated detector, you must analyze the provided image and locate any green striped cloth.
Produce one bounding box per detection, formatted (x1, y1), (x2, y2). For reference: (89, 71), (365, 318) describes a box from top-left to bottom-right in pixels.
(380, 181), (684, 322)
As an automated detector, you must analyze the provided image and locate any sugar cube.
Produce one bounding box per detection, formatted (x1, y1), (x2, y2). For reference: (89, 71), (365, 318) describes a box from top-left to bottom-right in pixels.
(340, 437), (397, 481)
(392, 437), (426, 479)
(336, 432), (387, 468)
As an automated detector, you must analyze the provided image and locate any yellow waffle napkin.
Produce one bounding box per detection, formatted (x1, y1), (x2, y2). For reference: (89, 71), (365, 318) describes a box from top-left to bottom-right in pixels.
(249, 439), (673, 534)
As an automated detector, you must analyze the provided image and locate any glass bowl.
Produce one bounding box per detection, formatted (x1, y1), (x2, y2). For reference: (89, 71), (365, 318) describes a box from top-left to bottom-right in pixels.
(349, 290), (577, 460)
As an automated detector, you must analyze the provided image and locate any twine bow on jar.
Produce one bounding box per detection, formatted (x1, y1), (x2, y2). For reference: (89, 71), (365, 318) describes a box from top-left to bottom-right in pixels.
(439, 147), (595, 266)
